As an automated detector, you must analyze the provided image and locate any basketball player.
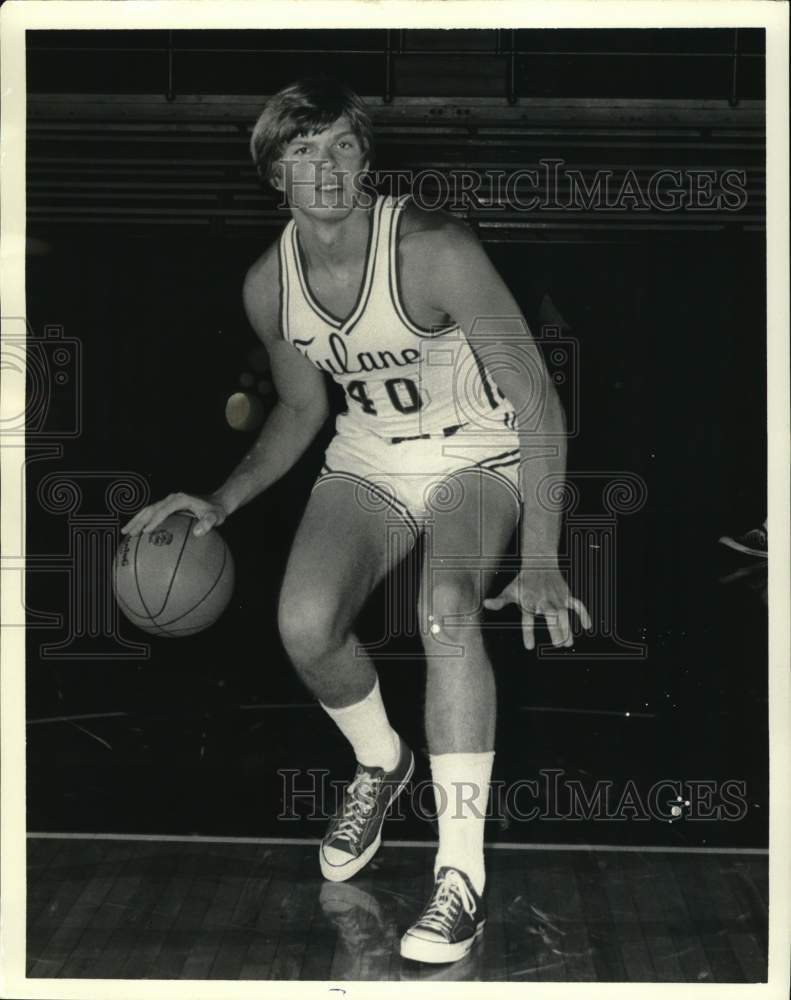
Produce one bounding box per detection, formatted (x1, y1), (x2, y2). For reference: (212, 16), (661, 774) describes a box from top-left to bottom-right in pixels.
(122, 78), (591, 965)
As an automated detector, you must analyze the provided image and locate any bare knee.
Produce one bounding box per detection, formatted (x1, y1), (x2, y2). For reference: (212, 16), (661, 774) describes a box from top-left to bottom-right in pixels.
(419, 574), (481, 647)
(278, 586), (348, 676)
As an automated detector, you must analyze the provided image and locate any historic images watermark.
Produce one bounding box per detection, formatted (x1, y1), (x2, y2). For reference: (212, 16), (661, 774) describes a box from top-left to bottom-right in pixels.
(278, 768), (750, 824)
(276, 160), (750, 214)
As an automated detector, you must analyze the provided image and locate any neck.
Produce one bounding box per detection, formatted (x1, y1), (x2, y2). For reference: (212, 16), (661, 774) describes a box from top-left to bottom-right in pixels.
(292, 201), (373, 270)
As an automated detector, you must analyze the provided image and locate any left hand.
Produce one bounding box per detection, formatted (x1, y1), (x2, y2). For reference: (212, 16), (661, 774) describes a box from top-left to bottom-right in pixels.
(484, 567), (592, 650)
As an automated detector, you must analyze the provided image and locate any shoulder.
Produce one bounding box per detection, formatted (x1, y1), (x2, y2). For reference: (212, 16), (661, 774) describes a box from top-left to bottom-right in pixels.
(396, 200), (494, 301)
(397, 199), (484, 268)
(242, 237), (282, 342)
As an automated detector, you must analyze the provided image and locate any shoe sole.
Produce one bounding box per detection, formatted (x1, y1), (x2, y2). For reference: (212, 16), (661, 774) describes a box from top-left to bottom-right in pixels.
(320, 752), (415, 883)
(718, 537), (767, 558)
(400, 920), (486, 964)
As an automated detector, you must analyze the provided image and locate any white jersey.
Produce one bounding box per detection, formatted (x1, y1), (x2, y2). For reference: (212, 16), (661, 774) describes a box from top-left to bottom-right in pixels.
(278, 195), (516, 440)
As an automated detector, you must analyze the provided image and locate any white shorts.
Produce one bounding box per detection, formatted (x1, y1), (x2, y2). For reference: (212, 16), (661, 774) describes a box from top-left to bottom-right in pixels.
(315, 419), (522, 540)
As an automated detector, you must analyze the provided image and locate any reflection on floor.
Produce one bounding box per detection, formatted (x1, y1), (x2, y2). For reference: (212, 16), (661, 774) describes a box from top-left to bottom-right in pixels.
(26, 836), (768, 983)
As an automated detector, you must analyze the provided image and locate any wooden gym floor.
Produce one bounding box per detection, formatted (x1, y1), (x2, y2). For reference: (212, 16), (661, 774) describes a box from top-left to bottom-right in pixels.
(26, 834), (768, 983)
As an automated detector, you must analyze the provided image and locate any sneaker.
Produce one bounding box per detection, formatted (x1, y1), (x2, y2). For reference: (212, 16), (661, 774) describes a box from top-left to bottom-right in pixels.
(400, 866), (486, 964)
(399, 941), (482, 980)
(320, 736), (414, 882)
(718, 526), (768, 558)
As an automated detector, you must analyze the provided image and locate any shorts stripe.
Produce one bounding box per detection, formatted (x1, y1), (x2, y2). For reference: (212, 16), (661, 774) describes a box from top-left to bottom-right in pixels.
(314, 466), (421, 541)
(484, 458), (520, 471)
(478, 448), (520, 467)
(452, 463), (522, 515)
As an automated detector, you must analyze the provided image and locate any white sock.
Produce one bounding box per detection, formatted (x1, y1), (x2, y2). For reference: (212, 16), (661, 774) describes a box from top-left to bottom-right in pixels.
(320, 677), (400, 771)
(430, 751), (494, 896)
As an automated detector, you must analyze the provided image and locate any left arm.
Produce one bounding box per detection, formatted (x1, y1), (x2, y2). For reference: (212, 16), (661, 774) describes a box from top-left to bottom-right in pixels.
(407, 217), (590, 648)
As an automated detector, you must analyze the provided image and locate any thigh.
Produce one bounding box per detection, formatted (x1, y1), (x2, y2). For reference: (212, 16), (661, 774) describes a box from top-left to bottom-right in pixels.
(281, 476), (416, 625)
(423, 469), (519, 598)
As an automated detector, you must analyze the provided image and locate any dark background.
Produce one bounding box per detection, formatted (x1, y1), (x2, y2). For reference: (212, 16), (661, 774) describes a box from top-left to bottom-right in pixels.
(25, 29), (768, 848)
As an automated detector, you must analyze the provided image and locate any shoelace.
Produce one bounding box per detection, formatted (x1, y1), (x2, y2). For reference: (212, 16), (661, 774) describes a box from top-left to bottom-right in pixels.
(332, 771), (382, 842)
(418, 870), (477, 935)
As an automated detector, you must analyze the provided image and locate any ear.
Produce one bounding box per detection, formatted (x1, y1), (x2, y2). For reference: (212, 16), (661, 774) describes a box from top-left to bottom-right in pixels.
(270, 163), (285, 192)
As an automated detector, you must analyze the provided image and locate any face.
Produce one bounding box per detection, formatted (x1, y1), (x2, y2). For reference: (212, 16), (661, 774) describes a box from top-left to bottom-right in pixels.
(272, 115), (368, 218)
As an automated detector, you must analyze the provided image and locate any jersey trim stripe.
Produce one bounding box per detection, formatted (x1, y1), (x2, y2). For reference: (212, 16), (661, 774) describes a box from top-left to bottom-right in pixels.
(277, 232), (290, 340)
(291, 223), (341, 328)
(290, 196), (386, 333)
(340, 195), (386, 337)
(503, 411), (518, 430)
(468, 342), (500, 410)
(388, 195), (457, 339)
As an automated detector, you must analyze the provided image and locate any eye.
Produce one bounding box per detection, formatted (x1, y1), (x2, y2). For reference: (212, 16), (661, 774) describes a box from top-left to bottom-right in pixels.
(292, 145), (309, 156)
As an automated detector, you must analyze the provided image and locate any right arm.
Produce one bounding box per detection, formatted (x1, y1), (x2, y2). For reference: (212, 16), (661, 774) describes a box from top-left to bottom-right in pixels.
(212, 254), (329, 517)
(121, 245), (329, 537)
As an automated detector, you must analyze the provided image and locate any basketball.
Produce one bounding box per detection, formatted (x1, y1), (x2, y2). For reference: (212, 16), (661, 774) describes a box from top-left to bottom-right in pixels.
(113, 512), (234, 637)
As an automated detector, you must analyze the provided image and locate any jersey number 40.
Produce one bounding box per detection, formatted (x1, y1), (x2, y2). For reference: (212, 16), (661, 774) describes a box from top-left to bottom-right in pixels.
(346, 377), (422, 416)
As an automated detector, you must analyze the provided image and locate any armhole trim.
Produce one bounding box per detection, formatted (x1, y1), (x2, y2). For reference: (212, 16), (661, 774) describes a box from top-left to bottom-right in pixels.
(389, 195), (457, 340)
(277, 225), (291, 342)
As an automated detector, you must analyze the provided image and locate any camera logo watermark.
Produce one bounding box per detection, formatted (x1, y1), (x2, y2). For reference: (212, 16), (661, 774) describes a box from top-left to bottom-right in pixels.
(2, 316), (151, 658)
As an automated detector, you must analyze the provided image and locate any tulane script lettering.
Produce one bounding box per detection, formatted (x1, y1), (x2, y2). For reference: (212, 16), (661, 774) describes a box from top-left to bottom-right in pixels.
(305, 332), (421, 376)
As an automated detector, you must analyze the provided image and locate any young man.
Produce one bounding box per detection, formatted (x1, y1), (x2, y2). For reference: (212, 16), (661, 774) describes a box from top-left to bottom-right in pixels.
(122, 78), (591, 965)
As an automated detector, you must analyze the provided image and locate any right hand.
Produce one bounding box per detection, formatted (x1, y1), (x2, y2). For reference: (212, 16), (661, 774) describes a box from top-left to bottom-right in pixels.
(120, 492), (228, 538)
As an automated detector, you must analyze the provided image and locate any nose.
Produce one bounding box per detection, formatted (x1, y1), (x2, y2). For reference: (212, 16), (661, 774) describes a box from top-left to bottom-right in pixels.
(324, 150), (342, 172)
(315, 156), (341, 187)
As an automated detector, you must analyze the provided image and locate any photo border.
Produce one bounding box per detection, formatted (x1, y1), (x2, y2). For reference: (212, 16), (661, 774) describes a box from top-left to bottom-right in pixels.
(2, 2), (788, 998)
